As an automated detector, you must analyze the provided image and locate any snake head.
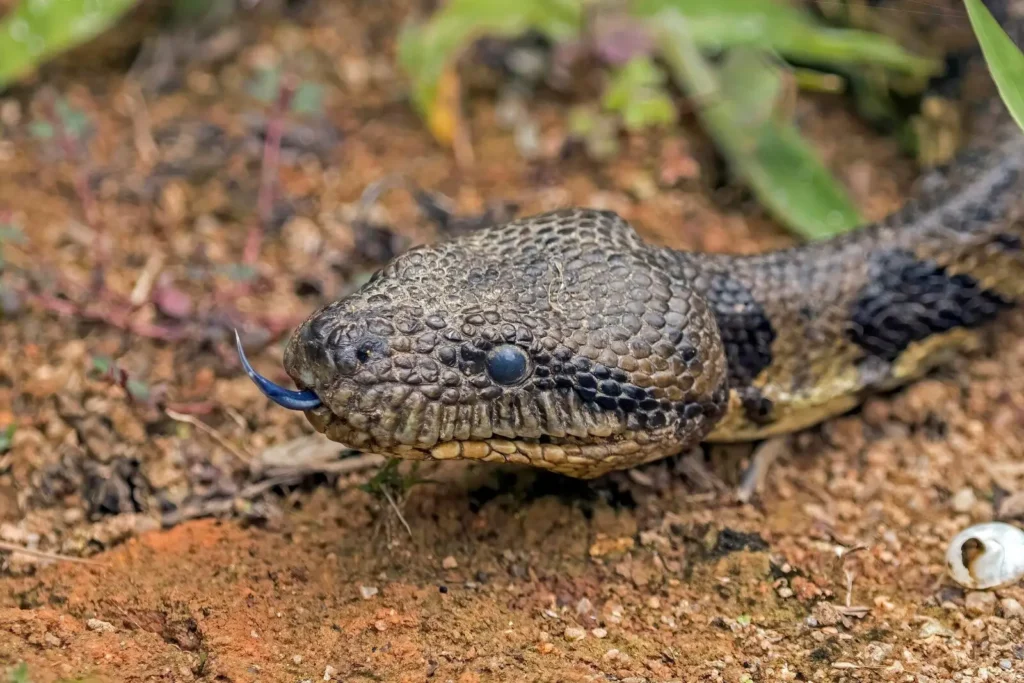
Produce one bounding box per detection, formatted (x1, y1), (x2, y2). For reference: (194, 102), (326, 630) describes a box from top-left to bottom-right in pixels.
(275, 209), (730, 478)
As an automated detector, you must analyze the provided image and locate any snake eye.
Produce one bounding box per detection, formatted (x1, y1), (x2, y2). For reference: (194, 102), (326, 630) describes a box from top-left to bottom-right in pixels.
(486, 344), (530, 385)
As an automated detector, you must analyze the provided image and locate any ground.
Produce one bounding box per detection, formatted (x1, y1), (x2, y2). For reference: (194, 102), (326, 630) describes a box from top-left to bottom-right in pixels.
(2, 2), (1024, 682)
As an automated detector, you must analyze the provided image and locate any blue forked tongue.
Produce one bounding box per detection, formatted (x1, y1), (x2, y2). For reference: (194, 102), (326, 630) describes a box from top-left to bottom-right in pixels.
(234, 330), (321, 410)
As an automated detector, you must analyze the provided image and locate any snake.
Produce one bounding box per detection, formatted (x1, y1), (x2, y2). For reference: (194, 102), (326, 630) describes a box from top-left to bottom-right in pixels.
(237, 2), (1024, 479)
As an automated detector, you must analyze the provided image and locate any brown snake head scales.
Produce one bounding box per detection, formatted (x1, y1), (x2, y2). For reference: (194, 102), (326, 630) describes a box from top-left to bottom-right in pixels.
(278, 210), (732, 478)
(239, 2), (1024, 478)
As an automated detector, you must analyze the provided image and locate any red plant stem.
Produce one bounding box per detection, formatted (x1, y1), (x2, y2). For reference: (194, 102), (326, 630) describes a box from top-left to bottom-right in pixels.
(40, 97), (99, 230)
(26, 292), (189, 341)
(244, 75), (298, 265)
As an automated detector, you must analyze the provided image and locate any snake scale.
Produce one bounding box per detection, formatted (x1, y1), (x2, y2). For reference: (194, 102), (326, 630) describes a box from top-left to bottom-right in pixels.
(239, 2), (1024, 478)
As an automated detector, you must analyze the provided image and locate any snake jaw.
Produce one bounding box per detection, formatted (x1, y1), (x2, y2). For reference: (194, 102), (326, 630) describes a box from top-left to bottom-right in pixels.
(235, 330), (323, 410)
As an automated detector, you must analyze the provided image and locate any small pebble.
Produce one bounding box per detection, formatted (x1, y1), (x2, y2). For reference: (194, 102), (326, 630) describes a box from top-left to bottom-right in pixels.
(777, 587), (794, 599)
(564, 626), (586, 642)
(951, 488), (977, 513)
(1000, 597), (1024, 619)
(999, 491), (1024, 519)
(811, 602), (842, 627)
(86, 619), (116, 633)
(292, 655), (303, 665)
(323, 664), (336, 681)
(359, 586), (378, 600)
(965, 590), (998, 616)
(1001, 659), (1013, 670)
(442, 555), (458, 569)
(575, 597), (593, 615)
(538, 642), (554, 654)
(591, 628), (608, 638)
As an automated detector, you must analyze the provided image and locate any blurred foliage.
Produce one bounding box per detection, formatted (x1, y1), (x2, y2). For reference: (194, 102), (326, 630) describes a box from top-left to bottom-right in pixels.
(965, 0), (1024, 136)
(0, 0), (139, 90)
(658, 20), (862, 238)
(28, 96), (91, 142)
(247, 67), (325, 116)
(397, 0), (582, 144)
(601, 57), (677, 132)
(396, 0), (944, 239)
(0, 423), (15, 454)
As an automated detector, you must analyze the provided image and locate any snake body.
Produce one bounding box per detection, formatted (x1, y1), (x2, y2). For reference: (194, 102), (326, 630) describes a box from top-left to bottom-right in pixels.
(264, 5), (1024, 479)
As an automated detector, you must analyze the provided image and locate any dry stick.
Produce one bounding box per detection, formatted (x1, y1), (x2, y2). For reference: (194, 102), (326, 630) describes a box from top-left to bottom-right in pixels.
(164, 408), (252, 464)
(244, 74), (298, 266)
(0, 540), (104, 567)
(380, 486), (413, 539)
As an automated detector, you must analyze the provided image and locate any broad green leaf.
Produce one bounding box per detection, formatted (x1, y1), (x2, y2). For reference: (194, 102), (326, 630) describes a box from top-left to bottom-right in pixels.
(656, 12), (862, 240)
(630, 0), (941, 80)
(964, 0), (1024, 135)
(0, 0), (139, 90)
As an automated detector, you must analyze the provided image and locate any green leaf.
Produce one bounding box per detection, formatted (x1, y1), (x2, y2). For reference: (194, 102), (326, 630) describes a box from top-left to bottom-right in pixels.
(291, 82), (324, 116)
(0, 223), (26, 243)
(56, 98), (91, 138)
(218, 263), (258, 283)
(90, 356), (113, 375)
(248, 68), (281, 104)
(0, 424), (16, 454)
(602, 57), (677, 131)
(7, 662), (30, 683)
(0, 0), (139, 90)
(28, 120), (53, 140)
(126, 378), (150, 401)
(655, 12), (862, 240)
(630, 0), (941, 80)
(964, 0), (1024, 135)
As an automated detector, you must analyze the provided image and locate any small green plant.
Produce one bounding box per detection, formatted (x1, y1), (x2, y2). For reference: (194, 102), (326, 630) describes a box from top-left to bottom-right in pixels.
(360, 458), (436, 540)
(601, 57), (677, 132)
(0, 215), (26, 271)
(6, 663), (29, 683)
(0, 423), (16, 454)
(397, 0), (942, 240)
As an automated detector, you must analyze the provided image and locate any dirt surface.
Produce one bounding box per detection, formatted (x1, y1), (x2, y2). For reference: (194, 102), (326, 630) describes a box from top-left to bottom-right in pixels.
(3, 2), (1024, 682)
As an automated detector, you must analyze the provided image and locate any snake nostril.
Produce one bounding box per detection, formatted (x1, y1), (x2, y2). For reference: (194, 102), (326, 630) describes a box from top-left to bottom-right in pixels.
(349, 335), (389, 369)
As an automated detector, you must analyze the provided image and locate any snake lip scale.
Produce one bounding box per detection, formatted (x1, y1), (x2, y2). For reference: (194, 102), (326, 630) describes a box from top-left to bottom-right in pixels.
(238, 5), (1024, 479)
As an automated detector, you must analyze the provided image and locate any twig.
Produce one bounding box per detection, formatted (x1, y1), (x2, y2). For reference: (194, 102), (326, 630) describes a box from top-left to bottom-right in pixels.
(260, 453), (386, 480)
(380, 486), (413, 539)
(244, 74), (298, 265)
(164, 408), (252, 464)
(129, 253), (165, 307)
(736, 437), (789, 503)
(675, 448), (729, 493)
(0, 540), (104, 567)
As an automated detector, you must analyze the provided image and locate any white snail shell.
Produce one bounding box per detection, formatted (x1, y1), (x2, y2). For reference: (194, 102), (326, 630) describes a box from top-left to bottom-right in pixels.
(946, 522), (1024, 590)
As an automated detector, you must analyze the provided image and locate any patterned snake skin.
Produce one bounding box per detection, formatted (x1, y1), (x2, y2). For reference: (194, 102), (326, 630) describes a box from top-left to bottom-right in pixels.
(258, 3), (1024, 478)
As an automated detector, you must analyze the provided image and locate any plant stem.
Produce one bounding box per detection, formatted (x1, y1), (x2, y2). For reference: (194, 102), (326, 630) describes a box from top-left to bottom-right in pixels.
(244, 74), (297, 265)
